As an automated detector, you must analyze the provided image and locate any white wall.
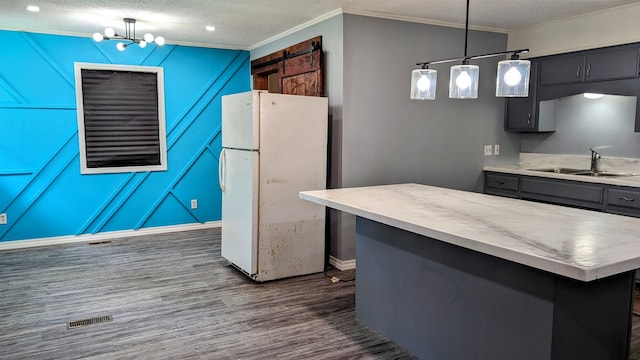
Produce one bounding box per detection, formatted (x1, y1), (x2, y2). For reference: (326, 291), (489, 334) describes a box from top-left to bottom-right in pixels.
(508, 3), (640, 57)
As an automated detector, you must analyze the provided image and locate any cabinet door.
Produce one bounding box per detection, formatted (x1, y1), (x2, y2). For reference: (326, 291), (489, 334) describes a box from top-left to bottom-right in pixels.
(584, 47), (639, 82)
(540, 55), (585, 86)
(484, 172), (519, 198)
(605, 186), (640, 217)
(505, 61), (538, 132)
(505, 97), (535, 131)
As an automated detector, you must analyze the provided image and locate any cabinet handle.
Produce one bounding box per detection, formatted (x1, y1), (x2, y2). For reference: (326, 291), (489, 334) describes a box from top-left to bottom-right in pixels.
(576, 65), (581, 79)
(586, 63), (591, 78)
(619, 196), (635, 202)
(527, 113), (531, 124)
(495, 181), (505, 185)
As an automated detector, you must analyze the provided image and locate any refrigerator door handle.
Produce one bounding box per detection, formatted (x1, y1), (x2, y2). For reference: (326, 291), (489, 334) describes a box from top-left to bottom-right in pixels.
(219, 148), (226, 192)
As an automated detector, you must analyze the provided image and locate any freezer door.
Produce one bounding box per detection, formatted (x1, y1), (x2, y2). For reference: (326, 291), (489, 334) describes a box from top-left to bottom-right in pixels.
(220, 148), (259, 275)
(221, 91), (260, 150)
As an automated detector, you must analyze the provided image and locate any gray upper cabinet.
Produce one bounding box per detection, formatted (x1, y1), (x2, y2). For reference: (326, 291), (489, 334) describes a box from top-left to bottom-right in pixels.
(539, 54), (585, 86)
(540, 47), (639, 86)
(505, 61), (538, 131)
(506, 42), (640, 133)
(505, 62), (558, 132)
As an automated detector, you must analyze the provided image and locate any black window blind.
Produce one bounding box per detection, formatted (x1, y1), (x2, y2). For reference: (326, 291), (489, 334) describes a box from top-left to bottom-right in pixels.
(80, 69), (161, 168)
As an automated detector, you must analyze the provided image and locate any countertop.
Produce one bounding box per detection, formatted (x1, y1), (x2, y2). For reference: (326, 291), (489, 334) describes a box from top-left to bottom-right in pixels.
(484, 164), (640, 187)
(300, 183), (640, 282)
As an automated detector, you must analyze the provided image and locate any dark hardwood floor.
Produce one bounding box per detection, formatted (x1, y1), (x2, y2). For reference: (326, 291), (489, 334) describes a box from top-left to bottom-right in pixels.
(1, 227), (640, 359)
(0, 228), (415, 359)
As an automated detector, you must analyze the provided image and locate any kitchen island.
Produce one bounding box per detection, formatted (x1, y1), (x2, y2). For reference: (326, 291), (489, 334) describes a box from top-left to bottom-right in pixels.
(300, 183), (640, 360)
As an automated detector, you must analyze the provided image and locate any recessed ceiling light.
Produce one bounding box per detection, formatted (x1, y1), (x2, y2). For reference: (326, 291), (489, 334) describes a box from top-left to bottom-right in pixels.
(205, 25), (216, 31)
(26, 5), (40, 12)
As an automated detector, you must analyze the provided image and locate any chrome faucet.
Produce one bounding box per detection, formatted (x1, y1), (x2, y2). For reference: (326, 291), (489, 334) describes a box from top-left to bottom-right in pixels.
(588, 147), (601, 173)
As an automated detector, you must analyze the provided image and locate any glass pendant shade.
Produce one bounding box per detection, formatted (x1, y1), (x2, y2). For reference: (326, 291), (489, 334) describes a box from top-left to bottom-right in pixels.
(410, 68), (437, 100)
(449, 64), (479, 99)
(496, 59), (531, 97)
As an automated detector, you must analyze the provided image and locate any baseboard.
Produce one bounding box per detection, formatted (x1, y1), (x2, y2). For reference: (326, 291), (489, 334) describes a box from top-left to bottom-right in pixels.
(0, 221), (221, 251)
(329, 255), (356, 271)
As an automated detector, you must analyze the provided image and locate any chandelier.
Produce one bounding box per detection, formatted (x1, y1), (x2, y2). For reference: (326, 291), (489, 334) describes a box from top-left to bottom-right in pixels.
(92, 18), (165, 51)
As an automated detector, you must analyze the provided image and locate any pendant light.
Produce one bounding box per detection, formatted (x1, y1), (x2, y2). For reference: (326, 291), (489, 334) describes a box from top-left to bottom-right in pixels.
(496, 54), (531, 97)
(410, 66), (437, 100)
(410, 0), (530, 100)
(449, 61), (479, 99)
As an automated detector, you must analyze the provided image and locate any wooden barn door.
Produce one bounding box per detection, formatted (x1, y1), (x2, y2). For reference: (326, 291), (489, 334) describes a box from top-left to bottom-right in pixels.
(251, 36), (323, 96)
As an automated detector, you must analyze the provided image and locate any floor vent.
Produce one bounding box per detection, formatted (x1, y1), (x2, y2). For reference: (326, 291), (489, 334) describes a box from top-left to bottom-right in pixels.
(87, 241), (112, 246)
(67, 314), (113, 329)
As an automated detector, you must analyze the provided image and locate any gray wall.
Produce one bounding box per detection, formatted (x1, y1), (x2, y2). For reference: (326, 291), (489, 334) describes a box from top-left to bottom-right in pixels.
(339, 14), (519, 259)
(521, 94), (640, 158)
(252, 14), (521, 261)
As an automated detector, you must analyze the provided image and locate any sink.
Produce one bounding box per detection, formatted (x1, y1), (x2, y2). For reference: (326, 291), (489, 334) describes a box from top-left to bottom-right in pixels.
(528, 167), (590, 174)
(573, 171), (638, 177)
(528, 168), (637, 177)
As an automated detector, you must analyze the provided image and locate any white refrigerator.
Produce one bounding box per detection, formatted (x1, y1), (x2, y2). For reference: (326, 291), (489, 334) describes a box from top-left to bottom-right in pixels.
(219, 90), (328, 282)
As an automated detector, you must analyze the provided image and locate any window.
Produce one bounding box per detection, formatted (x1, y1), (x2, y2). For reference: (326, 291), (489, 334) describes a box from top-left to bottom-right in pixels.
(74, 62), (167, 174)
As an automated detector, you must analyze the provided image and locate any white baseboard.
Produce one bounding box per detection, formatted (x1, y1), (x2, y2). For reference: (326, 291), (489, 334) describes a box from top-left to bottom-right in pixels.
(0, 221), (221, 251)
(329, 255), (356, 271)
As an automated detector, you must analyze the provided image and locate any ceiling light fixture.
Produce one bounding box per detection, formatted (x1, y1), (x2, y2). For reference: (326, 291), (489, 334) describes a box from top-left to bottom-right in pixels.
(26, 5), (40, 12)
(205, 25), (216, 31)
(92, 18), (165, 51)
(411, 0), (530, 100)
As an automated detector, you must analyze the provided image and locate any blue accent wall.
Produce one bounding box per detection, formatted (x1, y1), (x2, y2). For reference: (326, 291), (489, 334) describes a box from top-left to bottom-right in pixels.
(0, 30), (250, 242)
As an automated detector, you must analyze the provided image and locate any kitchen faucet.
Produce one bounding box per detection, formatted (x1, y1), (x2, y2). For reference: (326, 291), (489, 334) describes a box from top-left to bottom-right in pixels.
(588, 147), (601, 173)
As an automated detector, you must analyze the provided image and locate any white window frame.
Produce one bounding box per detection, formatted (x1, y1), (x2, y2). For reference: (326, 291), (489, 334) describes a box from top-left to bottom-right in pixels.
(74, 62), (168, 174)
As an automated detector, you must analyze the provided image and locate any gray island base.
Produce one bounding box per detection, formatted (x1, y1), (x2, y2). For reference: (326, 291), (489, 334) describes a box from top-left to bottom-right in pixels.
(300, 184), (640, 360)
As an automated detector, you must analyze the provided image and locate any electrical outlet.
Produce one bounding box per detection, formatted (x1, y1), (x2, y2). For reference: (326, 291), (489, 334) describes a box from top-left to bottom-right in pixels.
(483, 145), (493, 156)
(494, 144), (500, 156)
(0, 213), (6, 225)
(190, 199), (198, 210)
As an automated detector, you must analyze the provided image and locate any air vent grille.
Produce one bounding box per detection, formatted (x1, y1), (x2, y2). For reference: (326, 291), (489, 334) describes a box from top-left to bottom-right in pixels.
(67, 314), (113, 329)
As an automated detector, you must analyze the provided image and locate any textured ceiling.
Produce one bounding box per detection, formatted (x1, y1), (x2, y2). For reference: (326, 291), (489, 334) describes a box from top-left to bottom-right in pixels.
(1, 0), (638, 49)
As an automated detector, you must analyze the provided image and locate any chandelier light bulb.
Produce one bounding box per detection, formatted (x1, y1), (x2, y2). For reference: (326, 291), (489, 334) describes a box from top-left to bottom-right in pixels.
(144, 33), (154, 43)
(503, 67), (522, 86)
(138, 40), (147, 48)
(416, 75), (431, 91)
(104, 27), (116, 37)
(154, 36), (165, 46)
(92, 32), (104, 42)
(455, 71), (472, 89)
(116, 42), (126, 51)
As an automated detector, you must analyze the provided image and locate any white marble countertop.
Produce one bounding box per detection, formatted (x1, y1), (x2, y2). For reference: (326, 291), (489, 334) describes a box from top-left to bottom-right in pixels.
(484, 165), (640, 187)
(485, 153), (640, 187)
(300, 183), (640, 282)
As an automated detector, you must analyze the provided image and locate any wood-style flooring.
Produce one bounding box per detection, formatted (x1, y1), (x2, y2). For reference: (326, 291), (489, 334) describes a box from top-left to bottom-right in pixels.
(0, 228), (415, 359)
(2, 227), (640, 359)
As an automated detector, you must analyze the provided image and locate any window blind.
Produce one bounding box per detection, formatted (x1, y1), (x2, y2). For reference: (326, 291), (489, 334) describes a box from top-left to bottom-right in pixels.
(80, 69), (161, 168)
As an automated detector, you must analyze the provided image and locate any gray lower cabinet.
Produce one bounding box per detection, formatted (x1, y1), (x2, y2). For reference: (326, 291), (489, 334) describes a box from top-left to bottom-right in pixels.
(605, 186), (640, 217)
(520, 176), (604, 210)
(484, 171), (640, 218)
(484, 172), (519, 198)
